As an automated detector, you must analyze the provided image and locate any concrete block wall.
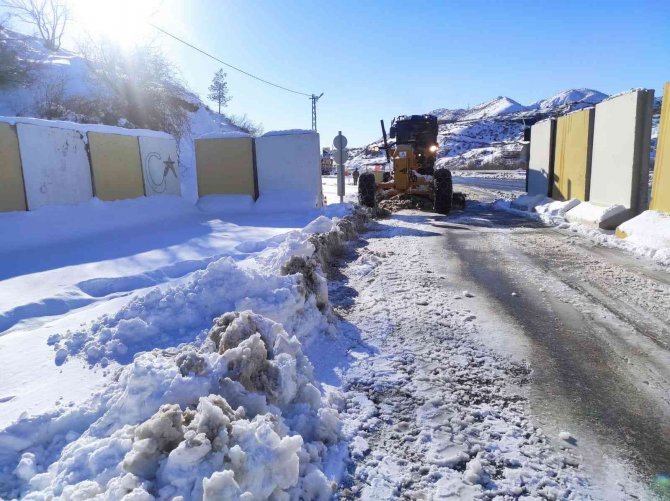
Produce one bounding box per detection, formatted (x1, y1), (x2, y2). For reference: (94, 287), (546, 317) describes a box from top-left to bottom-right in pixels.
(552, 108), (595, 202)
(195, 136), (256, 198)
(589, 89), (654, 214)
(651, 82), (670, 213)
(254, 131), (323, 210)
(527, 118), (556, 197)
(0, 117), (180, 212)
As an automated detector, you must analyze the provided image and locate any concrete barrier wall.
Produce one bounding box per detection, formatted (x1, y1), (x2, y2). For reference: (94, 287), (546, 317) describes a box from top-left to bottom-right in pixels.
(17, 123), (93, 210)
(589, 90), (654, 213)
(139, 136), (181, 196)
(195, 137), (256, 197)
(0, 123), (27, 212)
(527, 118), (556, 197)
(255, 131), (322, 209)
(552, 108), (595, 201)
(88, 132), (145, 201)
(651, 82), (670, 213)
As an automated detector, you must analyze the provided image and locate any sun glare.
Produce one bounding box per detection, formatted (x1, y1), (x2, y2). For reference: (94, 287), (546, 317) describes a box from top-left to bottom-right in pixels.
(68, 0), (161, 49)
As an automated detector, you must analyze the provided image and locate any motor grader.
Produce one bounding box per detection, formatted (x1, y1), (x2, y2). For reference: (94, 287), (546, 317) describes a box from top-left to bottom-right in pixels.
(358, 114), (453, 214)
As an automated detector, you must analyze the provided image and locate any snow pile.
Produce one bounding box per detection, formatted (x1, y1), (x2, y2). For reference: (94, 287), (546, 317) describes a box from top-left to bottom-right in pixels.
(0, 211), (370, 499)
(3, 312), (340, 499)
(510, 194), (551, 211)
(616, 210), (670, 261)
(535, 198), (581, 217)
(48, 209), (367, 366)
(499, 196), (670, 267)
(48, 213), (366, 366)
(564, 201), (628, 230)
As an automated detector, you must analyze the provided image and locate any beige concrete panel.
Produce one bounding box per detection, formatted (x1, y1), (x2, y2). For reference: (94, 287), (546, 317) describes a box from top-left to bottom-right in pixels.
(590, 90), (654, 213)
(0, 123), (26, 212)
(88, 132), (144, 201)
(196, 137), (256, 197)
(552, 108), (594, 202)
(651, 82), (670, 213)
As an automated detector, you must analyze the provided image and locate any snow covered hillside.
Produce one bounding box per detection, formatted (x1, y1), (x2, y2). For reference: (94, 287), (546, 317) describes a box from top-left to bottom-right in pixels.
(348, 88), (662, 171)
(0, 28), (242, 202)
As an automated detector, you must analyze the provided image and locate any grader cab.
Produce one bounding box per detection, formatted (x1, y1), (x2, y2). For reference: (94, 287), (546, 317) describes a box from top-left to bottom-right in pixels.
(358, 114), (454, 214)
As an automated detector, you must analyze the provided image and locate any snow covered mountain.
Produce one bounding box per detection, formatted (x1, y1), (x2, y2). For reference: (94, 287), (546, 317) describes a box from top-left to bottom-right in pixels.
(528, 88), (608, 113)
(349, 88), (615, 171)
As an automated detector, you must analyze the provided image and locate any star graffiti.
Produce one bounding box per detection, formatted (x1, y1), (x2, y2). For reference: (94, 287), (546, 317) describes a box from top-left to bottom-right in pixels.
(163, 155), (177, 178)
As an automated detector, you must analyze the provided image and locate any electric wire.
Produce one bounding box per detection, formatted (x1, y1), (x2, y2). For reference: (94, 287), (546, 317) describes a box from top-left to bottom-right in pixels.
(148, 22), (314, 98)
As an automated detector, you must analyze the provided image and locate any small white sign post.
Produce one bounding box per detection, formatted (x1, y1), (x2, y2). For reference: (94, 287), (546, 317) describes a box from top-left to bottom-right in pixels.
(333, 131), (348, 203)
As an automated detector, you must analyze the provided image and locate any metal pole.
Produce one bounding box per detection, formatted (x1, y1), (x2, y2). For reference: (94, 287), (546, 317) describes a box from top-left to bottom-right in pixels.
(337, 131), (344, 204)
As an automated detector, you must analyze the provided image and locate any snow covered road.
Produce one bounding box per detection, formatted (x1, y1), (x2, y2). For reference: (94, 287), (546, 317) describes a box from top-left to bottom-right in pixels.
(328, 204), (670, 499)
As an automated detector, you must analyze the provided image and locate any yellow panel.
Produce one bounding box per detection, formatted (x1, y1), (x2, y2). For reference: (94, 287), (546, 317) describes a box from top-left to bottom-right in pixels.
(552, 108), (595, 201)
(0, 122), (27, 212)
(651, 82), (670, 213)
(88, 132), (144, 201)
(196, 138), (255, 197)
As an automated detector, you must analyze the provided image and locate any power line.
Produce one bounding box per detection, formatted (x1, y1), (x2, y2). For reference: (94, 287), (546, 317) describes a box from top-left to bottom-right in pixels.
(148, 22), (313, 98)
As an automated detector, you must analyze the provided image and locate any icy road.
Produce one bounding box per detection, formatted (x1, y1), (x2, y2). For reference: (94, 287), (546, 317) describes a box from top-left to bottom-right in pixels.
(325, 182), (670, 499)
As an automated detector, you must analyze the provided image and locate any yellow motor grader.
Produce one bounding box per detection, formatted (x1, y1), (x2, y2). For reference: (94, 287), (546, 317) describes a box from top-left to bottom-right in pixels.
(358, 114), (453, 214)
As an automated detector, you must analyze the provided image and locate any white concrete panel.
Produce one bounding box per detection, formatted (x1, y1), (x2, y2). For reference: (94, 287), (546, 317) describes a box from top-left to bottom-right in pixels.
(527, 119), (555, 196)
(17, 123), (92, 210)
(138, 136), (180, 196)
(590, 90), (654, 212)
(254, 131), (322, 210)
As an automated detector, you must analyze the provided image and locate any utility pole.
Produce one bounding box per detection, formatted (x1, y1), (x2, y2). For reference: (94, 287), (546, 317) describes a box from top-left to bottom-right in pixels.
(311, 93), (324, 131)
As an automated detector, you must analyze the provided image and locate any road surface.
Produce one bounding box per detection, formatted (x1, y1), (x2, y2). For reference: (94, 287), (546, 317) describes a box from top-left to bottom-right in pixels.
(331, 195), (670, 499)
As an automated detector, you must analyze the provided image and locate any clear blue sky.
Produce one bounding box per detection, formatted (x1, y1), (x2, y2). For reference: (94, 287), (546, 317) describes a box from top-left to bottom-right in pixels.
(5, 0), (670, 146)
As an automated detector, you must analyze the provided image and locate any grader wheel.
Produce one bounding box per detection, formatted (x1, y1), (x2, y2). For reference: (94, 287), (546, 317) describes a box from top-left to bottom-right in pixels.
(358, 172), (376, 208)
(433, 169), (453, 214)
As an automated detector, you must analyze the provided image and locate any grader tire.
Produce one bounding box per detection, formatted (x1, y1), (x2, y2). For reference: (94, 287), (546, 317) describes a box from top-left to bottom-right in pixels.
(433, 169), (453, 214)
(358, 172), (376, 208)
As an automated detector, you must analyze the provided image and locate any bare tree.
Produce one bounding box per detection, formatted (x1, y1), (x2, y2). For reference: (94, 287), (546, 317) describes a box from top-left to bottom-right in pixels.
(3, 0), (69, 51)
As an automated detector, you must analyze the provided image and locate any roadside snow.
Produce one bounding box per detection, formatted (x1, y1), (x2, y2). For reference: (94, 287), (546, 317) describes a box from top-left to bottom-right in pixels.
(501, 196), (670, 268)
(0, 206), (364, 499)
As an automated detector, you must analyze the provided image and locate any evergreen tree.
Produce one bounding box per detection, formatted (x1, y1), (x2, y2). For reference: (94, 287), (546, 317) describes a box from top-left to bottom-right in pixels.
(207, 69), (231, 114)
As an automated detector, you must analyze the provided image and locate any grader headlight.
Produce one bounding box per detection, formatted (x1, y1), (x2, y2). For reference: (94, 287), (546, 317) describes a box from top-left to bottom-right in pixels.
(429, 144), (439, 153)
